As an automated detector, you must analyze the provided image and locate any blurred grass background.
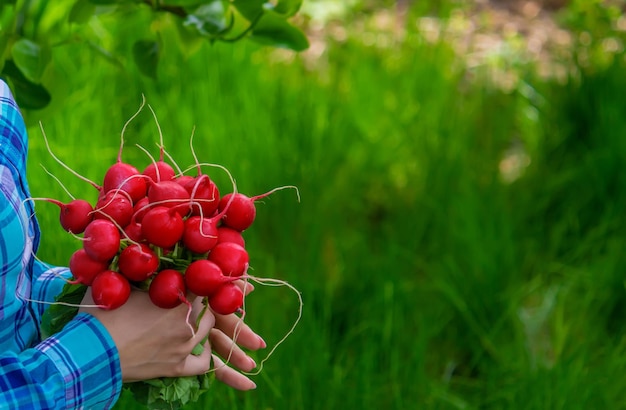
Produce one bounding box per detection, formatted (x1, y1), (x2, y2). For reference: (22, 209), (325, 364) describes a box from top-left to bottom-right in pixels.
(18, 0), (626, 409)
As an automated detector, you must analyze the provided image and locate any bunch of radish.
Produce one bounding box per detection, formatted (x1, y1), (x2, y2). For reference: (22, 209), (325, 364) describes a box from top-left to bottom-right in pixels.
(35, 100), (300, 320)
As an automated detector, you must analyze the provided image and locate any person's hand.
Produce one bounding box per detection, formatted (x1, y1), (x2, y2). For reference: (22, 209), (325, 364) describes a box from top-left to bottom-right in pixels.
(208, 280), (267, 391)
(80, 280), (266, 390)
(80, 290), (214, 382)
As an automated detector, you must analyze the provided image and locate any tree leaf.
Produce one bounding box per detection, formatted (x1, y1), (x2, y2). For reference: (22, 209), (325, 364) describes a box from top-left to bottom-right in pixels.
(0, 5), (16, 72)
(132, 39), (160, 79)
(69, 0), (96, 24)
(0, 60), (51, 110)
(250, 10), (309, 51)
(160, 0), (204, 6)
(172, 16), (205, 58)
(184, 0), (230, 37)
(0, 0), (17, 9)
(86, 40), (124, 69)
(232, 0), (265, 21)
(11, 38), (51, 83)
(87, 0), (126, 4)
(273, 0), (303, 17)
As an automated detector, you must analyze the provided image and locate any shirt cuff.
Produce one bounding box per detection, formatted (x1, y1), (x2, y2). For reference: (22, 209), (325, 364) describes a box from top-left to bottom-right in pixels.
(36, 312), (122, 409)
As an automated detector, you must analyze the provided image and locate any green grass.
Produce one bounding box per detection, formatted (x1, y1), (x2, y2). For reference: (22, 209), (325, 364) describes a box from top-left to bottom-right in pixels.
(21, 11), (626, 410)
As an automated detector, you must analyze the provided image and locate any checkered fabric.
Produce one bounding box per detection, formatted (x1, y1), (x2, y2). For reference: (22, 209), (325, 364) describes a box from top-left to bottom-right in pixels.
(0, 80), (121, 409)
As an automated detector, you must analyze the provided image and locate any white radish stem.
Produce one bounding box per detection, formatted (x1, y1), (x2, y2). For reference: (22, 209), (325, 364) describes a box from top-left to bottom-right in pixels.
(15, 295), (105, 309)
(183, 297), (196, 339)
(19, 253), (102, 306)
(251, 185), (301, 203)
(189, 125), (202, 176)
(135, 143), (160, 179)
(163, 148), (183, 176)
(181, 162), (238, 196)
(39, 164), (77, 200)
(240, 273), (302, 375)
(119, 94), (146, 163)
(147, 103), (166, 161)
(39, 122), (101, 191)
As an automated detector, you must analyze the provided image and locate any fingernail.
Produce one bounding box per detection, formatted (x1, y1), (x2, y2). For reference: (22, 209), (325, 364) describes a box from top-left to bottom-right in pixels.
(248, 357), (257, 369)
(250, 381), (257, 390)
(258, 336), (267, 349)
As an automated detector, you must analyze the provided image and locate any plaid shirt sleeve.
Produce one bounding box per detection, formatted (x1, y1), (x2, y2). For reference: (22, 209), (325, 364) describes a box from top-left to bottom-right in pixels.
(0, 80), (122, 409)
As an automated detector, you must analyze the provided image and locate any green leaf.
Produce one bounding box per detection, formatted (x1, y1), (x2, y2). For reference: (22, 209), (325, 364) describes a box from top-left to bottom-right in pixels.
(273, 0), (303, 17)
(160, 0), (204, 6)
(69, 0), (96, 24)
(0, 0), (17, 9)
(190, 343), (204, 356)
(40, 282), (86, 338)
(11, 38), (51, 83)
(0, 60), (51, 110)
(132, 39), (160, 79)
(87, 0), (126, 4)
(184, 0), (230, 36)
(125, 374), (213, 410)
(250, 10), (308, 51)
(0, 1), (16, 29)
(0, 7), (13, 72)
(86, 40), (124, 69)
(232, 0), (265, 21)
(173, 16), (205, 58)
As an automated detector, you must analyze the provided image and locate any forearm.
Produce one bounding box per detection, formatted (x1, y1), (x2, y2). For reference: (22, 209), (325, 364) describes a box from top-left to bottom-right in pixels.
(30, 259), (71, 322)
(0, 313), (122, 410)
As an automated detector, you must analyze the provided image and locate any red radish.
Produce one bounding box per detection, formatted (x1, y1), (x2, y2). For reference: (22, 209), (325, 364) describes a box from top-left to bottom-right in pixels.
(218, 186), (298, 232)
(143, 160), (176, 183)
(132, 196), (150, 222)
(216, 226), (245, 247)
(102, 163), (147, 204)
(148, 269), (188, 309)
(91, 270), (131, 310)
(83, 219), (121, 262)
(181, 187), (239, 254)
(148, 180), (190, 204)
(118, 243), (159, 282)
(122, 198), (149, 242)
(175, 175), (195, 190)
(208, 242), (249, 278)
(68, 248), (109, 286)
(181, 215), (219, 254)
(42, 198), (94, 234)
(94, 190), (134, 228)
(147, 180), (191, 216)
(124, 220), (144, 243)
(218, 193), (254, 232)
(182, 175), (220, 217)
(184, 259), (235, 297)
(175, 175), (195, 192)
(141, 206), (185, 248)
(208, 282), (244, 315)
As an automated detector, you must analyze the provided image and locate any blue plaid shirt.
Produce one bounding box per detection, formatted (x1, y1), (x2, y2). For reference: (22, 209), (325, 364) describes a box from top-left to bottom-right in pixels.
(0, 81), (122, 409)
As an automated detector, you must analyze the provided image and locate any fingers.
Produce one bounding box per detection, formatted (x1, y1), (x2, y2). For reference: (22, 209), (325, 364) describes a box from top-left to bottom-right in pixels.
(209, 328), (256, 372)
(234, 279), (255, 295)
(177, 342), (213, 377)
(189, 305), (215, 347)
(212, 354), (257, 391)
(213, 313), (266, 351)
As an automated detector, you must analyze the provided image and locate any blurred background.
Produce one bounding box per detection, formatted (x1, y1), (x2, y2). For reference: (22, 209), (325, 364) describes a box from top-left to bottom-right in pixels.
(5, 0), (626, 408)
